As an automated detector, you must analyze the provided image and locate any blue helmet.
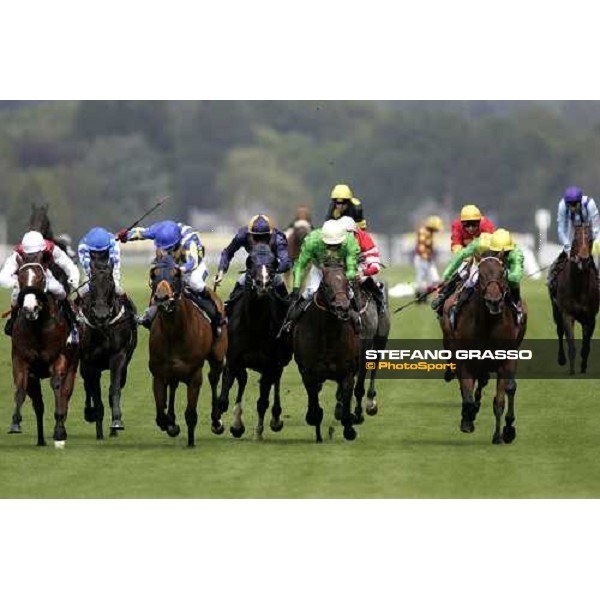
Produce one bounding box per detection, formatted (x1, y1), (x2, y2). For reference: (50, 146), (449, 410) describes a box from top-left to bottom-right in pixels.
(248, 214), (273, 235)
(564, 186), (583, 204)
(154, 220), (182, 250)
(85, 227), (113, 251)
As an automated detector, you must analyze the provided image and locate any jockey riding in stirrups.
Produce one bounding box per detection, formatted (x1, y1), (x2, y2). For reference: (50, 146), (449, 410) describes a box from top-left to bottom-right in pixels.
(547, 185), (600, 294)
(78, 227), (124, 297)
(325, 183), (367, 230)
(282, 218), (361, 332)
(0, 230), (81, 344)
(215, 214), (291, 314)
(337, 215), (387, 314)
(117, 220), (224, 338)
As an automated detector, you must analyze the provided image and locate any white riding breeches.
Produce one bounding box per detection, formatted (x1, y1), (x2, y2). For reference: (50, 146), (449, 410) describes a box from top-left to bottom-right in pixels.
(302, 265), (323, 299)
(414, 255), (440, 292)
(463, 263), (480, 289)
(184, 263), (209, 293)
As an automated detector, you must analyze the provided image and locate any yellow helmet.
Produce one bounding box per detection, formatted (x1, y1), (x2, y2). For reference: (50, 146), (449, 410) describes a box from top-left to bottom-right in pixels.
(330, 183), (353, 201)
(460, 204), (482, 221)
(489, 228), (514, 252)
(478, 232), (493, 251)
(425, 215), (443, 231)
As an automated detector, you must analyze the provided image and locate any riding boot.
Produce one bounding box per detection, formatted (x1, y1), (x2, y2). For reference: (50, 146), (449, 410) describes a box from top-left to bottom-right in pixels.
(4, 306), (18, 336)
(450, 286), (472, 330)
(61, 300), (80, 346)
(136, 304), (158, 330)
(509, 285), (523, 326)
(195, 288), (224, 340)
(280, 297), (308, 335)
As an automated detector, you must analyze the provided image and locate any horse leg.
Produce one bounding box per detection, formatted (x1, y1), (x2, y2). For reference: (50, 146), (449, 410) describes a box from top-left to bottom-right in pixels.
(82, 366), (97, 424)
(502, 378), (517, 444)
(255, 373), (273, 441)
(352, 365), (366, 425)
(302, 374), (324, 443)
(474, 374), (489, 416)
(166, 383), (181, 437)
(562, 313), (577, 375)
(89, 369), (104, 441)
(230, 368), (247, 439)
(552, 301), (566, 366)
(580, 318), (596, 374)
(218, 364), (235, 414)
(492, 377), (507, 444)
(108, 352), (128, 435)
(9, 359), (28, 436)
(27, 376), (45, 447)
(153, 377), (170, 433)
(340, 375), (357, 441)
(459, 376), (477, 433)
(270, 374), (284, 432)
(366, 367), (379, 416)
(208, 358), (225, 435)
(184, 370), (202, 448)
(50, 357), (69, 446)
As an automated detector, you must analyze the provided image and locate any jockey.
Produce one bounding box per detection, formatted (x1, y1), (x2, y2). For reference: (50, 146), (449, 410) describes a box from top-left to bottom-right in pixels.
(282, 219), (360, 331)
(325, 183), (367, 230)
(414, 215), (443, 301)
(450, 204), (495, 253)
(338, 215), (386, 314)
(215, 214), (291, 310)
(117, 220), (223, 337)
(0, 230), (80, 343)
(547, 185), (600, 293)
(77, 227), (124, 297)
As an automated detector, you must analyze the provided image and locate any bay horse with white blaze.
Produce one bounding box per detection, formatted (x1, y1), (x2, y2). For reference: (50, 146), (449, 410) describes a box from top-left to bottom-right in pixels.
(441, 252), (527, 444)
(148, 255), (227, 446)
(550, 223), (599, 374)
(293, 259), (360, 443)
(8, 259), (78, 446)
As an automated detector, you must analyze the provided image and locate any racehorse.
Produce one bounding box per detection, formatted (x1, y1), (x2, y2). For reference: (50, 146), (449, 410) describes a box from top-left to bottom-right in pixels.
(550, 223), (599, 374)
(218, 243), (291, 439)
(148, 255), (227, 446)
(353, 284), (390, 422)
(441, 253), (527, 444)
(8, 259), (79, 446)
(293, 260), (360, 443)
(284, 221), (311, 289)
(78, 260), (138, 440)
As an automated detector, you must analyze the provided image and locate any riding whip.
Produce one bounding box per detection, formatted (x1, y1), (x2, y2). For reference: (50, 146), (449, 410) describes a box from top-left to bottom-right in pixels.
(121, 195), (171, 235)
(393, 282), (444, 314)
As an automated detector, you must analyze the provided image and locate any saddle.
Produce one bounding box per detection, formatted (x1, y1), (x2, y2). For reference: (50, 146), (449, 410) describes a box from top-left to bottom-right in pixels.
(183, 289), (213, 325)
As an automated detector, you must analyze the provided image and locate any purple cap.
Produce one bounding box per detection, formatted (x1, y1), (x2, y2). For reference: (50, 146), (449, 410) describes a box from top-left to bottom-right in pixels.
(564, 186), (583, 203)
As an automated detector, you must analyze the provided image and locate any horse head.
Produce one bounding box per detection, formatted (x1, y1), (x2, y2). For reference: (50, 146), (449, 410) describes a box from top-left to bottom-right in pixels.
(29, 203), (52, 238)
(319, 258), (351, 321)
(17, 260), (47, 321)
(478, 253), (508, 316)
(571, 223), (593, 271)
(149, 255), (182, 313)
(247, 242), (277, 296)
(88, 261), (117, 326)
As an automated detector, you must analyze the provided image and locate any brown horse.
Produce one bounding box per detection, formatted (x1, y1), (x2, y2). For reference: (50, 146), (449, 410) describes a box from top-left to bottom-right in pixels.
(441, 253), (527, 444)
(293, 261), (360, 443)
(284, 221), (311, 289)
(148, 255), (227, 447)
(550, 223), (599, 374)
(8, 260), (79, 446)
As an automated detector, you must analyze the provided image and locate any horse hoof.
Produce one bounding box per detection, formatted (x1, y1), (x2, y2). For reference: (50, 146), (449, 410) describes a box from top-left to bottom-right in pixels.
(502, 426), (516, 444)
(8, 423), (22, 434)
(558, 355), (566, 366)
(569, 369), (575, 376)
(270, 419), (284, 432)
(343, 427), (357, 441)
(211, 422), (225, 435)
(54, 440), (66, 449)
(167, 424), (181, 437)
(460, 420), (475, 433)
(230, 425), (245, 438)
(334, 402), (343, 421)
(84, 407), (97, 423)
(366, 404), (378, 416)
(110, 420), (124, 431)
(108, 430), (116, 438)
(353, 412), (365, 425)
(492, 433), (502, 444)
(444, 369), (455, 382)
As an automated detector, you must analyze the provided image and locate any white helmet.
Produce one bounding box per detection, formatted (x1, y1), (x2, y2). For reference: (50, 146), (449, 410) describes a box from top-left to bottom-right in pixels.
(321, 219), (346, 245)
(338, 216), (357, 232)
(22, 231), (46, 253)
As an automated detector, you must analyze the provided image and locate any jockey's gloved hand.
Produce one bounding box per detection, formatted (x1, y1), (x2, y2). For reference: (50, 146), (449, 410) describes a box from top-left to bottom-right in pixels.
(116, 228), (129, 243)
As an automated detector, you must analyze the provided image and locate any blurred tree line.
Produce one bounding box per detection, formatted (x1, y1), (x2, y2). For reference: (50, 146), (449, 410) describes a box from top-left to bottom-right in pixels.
(1, 100), (600, 243)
